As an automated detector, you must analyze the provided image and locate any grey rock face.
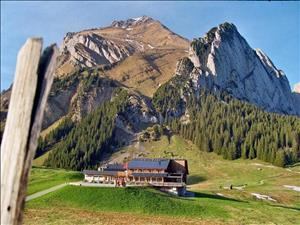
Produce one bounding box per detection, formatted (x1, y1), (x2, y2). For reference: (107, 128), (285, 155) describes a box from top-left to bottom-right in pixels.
(43, 87), (77, 129)
(57, 16), (159, 73)
(61, 32), (134, 68)
(187, 22), (299, 116)
(115, 93), (157, 133)
(42, 76), (120, 129)
(112, 92), (158, 146)
(70, 79), (117, 122)
(175, 57), (194, 77)
(293, 93), (300, 114)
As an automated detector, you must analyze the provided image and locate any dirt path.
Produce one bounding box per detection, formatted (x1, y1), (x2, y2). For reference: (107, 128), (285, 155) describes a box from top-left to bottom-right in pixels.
(26, 183), (67, 201)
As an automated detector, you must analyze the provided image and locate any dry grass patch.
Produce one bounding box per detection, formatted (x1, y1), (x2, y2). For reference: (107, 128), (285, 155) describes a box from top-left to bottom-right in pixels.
(24, 208), (228, 225)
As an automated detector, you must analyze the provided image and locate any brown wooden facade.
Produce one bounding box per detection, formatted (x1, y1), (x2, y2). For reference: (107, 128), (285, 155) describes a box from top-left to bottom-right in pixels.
(83, 158), (189, 188)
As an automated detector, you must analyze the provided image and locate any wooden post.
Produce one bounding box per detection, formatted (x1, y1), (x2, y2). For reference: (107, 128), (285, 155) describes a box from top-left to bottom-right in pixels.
(1, 38), (58, 225)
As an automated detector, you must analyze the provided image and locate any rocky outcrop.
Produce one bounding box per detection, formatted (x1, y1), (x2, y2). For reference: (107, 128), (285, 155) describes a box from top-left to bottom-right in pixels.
(114, 92), (158, 145)
(60, 32), (134, 69)
(69, 78), (118, 122)
(175, 57), (194, 77)
(43, 87), (77, 129)
(111, 16), (154, 28)
(186, 22), (299, 116)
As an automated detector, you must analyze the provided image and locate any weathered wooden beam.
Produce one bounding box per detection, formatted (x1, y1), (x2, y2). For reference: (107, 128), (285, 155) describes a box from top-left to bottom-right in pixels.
(1, 38), (58, 225)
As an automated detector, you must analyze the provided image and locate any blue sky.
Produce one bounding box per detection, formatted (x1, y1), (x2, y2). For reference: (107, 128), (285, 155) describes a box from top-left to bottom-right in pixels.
(1, 1), (299, 91)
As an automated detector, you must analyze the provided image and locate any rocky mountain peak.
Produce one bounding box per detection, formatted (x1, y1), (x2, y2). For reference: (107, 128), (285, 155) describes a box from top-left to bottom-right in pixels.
(217, 22), (238, 35)
(111, 16), (154, 29)
(56, 16), (189, 97)
(184, 22), (300, 115)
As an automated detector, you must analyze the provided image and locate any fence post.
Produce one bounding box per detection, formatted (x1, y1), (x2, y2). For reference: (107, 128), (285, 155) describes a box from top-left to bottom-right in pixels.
(1, 38), (58, 225)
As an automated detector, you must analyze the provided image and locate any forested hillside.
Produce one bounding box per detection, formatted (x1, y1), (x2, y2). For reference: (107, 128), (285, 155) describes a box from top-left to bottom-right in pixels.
(34, 71), (300, 170)
(153, 76), (300, 167)
(44, 89), (129, 170)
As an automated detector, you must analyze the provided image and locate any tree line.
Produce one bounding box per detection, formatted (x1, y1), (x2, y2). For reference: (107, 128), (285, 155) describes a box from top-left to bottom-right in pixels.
(153, 77), (300, 167)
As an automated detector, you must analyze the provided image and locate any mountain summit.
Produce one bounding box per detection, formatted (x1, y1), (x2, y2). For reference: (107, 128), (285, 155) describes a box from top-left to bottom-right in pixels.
(111, 16), (154, 28)
(179, 22), (300, 115)
(56, 16), (189, 96)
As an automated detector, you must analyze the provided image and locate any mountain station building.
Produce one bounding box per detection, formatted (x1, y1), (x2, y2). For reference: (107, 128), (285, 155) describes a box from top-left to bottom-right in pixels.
(82, 158), (189, 195)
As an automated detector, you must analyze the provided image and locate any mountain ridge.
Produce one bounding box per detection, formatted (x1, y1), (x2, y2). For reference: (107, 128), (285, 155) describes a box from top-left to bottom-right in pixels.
(1, 17), (299, 169)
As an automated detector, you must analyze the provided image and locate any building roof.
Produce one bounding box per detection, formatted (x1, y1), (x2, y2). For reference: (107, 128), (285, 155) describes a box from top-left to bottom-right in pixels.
(82, 170), (118, 176)
(128, 158), (170, 170)
(104, 163), (125, 171)
(131, 172), (168, 178)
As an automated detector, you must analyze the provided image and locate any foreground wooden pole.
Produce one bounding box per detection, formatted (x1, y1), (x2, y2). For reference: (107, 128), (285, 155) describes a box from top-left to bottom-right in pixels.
(1, 38), (58, 225)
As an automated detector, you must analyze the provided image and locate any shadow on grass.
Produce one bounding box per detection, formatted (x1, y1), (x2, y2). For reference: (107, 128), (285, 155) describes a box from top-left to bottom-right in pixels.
(124, 187), (245, 203)
(187, 175), (206, 185)
(193, 192), (246, 203)
(269, 204), (300, 211)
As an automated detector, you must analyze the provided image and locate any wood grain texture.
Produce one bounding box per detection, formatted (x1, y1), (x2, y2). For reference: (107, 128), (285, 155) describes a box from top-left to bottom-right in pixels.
(1, 38), (42, 225)
(1, 38), (58, 225)
(16, 44), (58, 224)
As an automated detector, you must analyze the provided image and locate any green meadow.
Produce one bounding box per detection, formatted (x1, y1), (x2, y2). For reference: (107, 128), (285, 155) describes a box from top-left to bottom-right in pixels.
(27, 167), (83, 195)
(26, 135), (300, 224)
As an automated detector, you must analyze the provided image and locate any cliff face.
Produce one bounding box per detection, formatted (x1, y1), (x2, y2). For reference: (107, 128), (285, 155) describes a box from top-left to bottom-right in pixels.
(184, 23), (299, 115)
(60, 32), (134, 69)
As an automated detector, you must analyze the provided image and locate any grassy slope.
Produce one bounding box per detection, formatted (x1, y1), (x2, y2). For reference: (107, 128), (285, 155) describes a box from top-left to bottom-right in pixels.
(24, 209), (224, 225)
(25, 135), (300, 224)
(33, 116), (67, 167)
(106, 49), (187, 97)
(25, 186), (299, 225)
(117, 136), (300, 203)
(32, 151), (51, 167)
(27, 167), (83, 195)
(39, 116), (66, 138)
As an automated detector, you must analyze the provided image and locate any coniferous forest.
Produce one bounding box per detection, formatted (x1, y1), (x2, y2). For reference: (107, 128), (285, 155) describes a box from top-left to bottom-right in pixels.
(44, 89), (129, 170)
(169, 93), (299, 167)
(153, 76), (300, 167)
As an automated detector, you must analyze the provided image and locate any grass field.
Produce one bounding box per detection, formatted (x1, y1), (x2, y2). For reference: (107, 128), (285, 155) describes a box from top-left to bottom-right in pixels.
(111, 136), (300, 205)
(32, 150), (52, 167)
(25, 186), (299, 225)
(27, 167), (83, 195)
(25, 135), (300, 224)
